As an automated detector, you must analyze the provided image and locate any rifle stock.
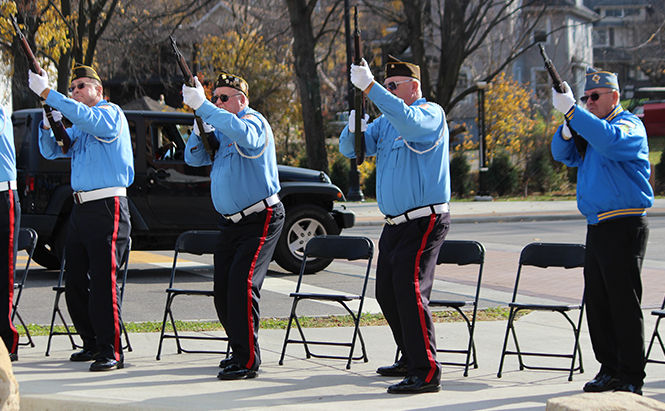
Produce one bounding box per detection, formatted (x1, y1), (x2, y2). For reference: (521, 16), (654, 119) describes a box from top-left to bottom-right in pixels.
(353, 7), (366, 165)
(169, 36), (219, 157)
(538, 43), (587, 157)
(11, 15), (70, 153)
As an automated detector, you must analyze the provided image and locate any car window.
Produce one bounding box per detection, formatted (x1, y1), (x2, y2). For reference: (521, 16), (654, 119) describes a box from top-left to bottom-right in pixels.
(150, 121), (192, 162)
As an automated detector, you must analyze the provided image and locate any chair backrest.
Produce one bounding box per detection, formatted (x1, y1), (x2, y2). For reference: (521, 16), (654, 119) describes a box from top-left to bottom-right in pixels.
(519, 243), (585, 269)
(511, 242), (586, 303)
(437, 240), (485, 266)
(15, 228), (38, 283)
(175, 230), (219, 255)
(303, 235), (373, 261)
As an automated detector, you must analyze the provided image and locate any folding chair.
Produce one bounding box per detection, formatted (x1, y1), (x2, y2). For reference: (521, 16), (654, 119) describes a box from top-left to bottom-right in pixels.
(646, 295), (665, 365)
(393, 240), (485, 376)
(45, 238), (132, 356)
(12, 227), (38, 347)
(279, 235), (374, 369)
(156, 230), (230, 360)
(497, 242), (586, 381)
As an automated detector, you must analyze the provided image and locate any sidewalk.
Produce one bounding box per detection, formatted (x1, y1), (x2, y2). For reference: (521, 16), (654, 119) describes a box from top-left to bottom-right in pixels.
(13, 311), (665, 410)
(344, 198), (665, 226)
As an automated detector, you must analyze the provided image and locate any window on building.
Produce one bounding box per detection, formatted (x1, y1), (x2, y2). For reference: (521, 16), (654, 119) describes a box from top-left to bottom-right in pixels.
(534, 69), (550, 101)
(595, 29), (608, 46)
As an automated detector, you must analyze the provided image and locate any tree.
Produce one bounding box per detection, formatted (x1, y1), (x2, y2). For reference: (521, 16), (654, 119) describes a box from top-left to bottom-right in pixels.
(284, 0), (343, 172)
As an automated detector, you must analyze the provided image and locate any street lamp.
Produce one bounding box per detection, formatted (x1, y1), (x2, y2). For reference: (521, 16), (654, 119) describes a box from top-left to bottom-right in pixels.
(475, 81), (492, 201)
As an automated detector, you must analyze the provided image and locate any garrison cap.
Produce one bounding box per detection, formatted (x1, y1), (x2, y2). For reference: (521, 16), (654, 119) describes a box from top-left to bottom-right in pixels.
(71, 64), (101, 83)
(215, 71), (249, 98)
(585, 66), (619, 91)
(384, 55), (420, 81)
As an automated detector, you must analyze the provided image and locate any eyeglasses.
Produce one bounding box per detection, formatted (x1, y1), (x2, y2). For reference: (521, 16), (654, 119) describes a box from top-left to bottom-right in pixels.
(68, 82), (95, 93)
(580, 91), (614, 104)
(384, 79), (413, 91)
(211, 93), (242, 104)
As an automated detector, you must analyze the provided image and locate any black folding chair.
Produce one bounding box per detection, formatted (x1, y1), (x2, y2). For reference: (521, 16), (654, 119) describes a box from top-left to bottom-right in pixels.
(394, 240), (485, 376)
(497, 242), (586, 381)
(279, 235), (374, 369)
(12, 227), (38, 347)
(646, 295), (665, 365)
(45, 238), (133, 356)
(156, 230), (230, 360)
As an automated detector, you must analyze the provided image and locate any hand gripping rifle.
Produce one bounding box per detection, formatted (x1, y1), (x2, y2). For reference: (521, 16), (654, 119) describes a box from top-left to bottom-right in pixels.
(169, 36), (219, 158)
(353, 6), (366, 165)
(11, 15), (70, 153)
(538, 44), (587, 158)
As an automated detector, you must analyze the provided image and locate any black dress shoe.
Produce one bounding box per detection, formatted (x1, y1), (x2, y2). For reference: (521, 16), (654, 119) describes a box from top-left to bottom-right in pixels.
(70, 349), (97, 362)
(89, 358), (124, 371)
(615, 382), (643, 396)
(387, 375), (440, 394)
(376, 361), (408, 377)
(219, 356), (237, 369)
(583, 372), (621, 392)
(9, 352), (17, 362)
(217, 364), (257, 380)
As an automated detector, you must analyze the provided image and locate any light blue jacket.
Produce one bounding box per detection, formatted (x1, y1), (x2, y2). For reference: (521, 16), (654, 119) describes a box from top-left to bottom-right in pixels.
(185, 101), (280, 215)
(551, 104), (653, 224)
(39, 91), (134, 191)
(0, 107), (16, 182)
(339, 82), (450, 216)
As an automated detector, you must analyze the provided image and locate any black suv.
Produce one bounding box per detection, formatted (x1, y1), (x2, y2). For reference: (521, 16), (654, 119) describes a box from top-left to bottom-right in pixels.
(11, 109), (354, 273)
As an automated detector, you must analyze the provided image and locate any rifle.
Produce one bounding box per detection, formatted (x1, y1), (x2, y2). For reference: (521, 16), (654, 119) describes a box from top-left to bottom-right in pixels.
(538, 44), (587, 158)
(11, 15), (70, 153)
(353, 6), (366, 165)
(169, 36), (219, 158)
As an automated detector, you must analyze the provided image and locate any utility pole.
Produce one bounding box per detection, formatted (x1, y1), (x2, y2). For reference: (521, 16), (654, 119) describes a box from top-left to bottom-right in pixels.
(475, 81), (492, 201)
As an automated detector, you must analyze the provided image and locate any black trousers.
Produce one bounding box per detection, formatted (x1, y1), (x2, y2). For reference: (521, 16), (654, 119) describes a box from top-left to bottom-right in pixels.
(214, 202), (284, 371)
(376, 212), (450, 383)
(0, 189), (19, 355)
(65, 196), (131, 361)
(585, 215), (649, 385)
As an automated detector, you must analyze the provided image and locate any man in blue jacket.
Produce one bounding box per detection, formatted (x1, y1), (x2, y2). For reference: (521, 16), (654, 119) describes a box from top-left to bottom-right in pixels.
(182, 71), (284, 380)
(0, 106), (19, 362)
(29, 65), (133, 371)
(340, 55), (450, 394)
(551, 67), (653, 395)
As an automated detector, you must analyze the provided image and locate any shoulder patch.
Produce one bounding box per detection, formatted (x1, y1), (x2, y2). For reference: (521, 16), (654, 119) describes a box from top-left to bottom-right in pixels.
(418, 103), (430, 108)
(616, 119), (636, 133)
(241, 113), (259, 121)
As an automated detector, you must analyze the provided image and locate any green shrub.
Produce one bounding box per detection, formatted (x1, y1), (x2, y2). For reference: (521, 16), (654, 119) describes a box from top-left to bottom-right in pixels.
(486, 153), (519, 196)
(329, 155), (350, 195)
(524, 146), (564, 193)
(450, 152), (471, 198)
(363, 165), (377, 198)
(656, 146), (665, 194)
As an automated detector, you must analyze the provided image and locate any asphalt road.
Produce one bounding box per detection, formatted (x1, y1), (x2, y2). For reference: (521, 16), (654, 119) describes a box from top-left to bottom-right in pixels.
(14, 217), (665, 329)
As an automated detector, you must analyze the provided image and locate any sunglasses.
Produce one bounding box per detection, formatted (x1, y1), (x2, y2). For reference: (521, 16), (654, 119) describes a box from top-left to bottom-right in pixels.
(211, 93), (242, 104)
(580, 91), (614, 104)
(384, 79), (413, 91)
(68, 82), (95, 93)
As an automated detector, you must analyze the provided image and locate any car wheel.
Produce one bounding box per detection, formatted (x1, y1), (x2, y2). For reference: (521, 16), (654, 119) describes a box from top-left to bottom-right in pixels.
(274, 204), (340, 274)
(31, 241), (60, 270)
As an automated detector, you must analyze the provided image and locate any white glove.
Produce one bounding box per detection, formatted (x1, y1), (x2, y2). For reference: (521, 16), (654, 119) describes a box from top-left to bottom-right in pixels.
(350, 58), (374, 91)
(42, 108), (62, 129)
(561, 123), (572, 140)
(348, 110), (369, 133)
(193, 119), (214, 136)
(552, 81), (576, 114)
(182, 76), (206, 110)
(28, 69), (50, 96)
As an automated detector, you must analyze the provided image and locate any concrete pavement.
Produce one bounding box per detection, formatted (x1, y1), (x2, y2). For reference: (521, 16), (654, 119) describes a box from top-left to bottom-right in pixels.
(12, 198), (665, 410)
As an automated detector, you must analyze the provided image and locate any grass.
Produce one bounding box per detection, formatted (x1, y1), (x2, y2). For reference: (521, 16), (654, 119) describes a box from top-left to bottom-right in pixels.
(16, 307), (525, 337)
(650, 136), (665, 165)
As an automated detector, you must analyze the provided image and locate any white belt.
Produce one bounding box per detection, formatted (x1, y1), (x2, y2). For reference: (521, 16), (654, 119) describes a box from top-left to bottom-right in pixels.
(385, 203), (449, 226)
(0, 181), (17, 192)
(224, 193), (280, 223)
(73, 187), (127, 204)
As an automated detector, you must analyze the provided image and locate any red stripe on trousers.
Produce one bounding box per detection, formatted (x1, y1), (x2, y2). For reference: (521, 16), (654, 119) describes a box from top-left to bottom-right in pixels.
(110, 197), (121, 361)
(413, 214), (438, 382)
(245, 207), (273, 369)
(7, 189), (17, 353)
